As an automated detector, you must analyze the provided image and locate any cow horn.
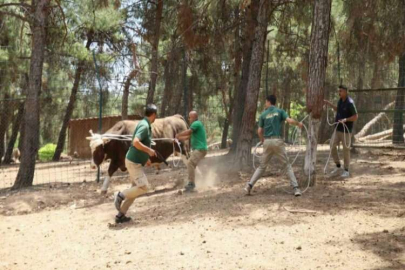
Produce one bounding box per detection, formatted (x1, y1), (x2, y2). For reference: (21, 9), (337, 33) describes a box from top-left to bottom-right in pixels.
(86, 136), (93, 140)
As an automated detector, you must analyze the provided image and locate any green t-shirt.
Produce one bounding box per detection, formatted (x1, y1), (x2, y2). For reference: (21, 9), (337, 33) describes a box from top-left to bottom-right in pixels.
(190, 120), (208, 150)
(126, 118), (152, 165)
(258, 106), (288, 138)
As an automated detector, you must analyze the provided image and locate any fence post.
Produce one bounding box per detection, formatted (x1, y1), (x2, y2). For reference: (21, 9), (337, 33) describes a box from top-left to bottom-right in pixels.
(92, 50), (103, 183)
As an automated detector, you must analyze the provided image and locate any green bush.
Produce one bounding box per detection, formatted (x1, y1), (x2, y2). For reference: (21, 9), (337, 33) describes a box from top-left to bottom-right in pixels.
(38, 144), (57, 162)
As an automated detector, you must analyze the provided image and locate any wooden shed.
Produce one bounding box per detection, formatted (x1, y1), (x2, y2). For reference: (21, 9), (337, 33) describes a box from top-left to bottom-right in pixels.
(68, 115), (142, 159)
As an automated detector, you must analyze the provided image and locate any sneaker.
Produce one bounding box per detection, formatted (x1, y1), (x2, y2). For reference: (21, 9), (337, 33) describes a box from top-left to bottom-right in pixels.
(115, 214), (132, 224)
(114, 192), (125, 212)
(330, 167), (342, 176)
(184, 182), (196, 192)
(244, 183), (252, 195)
(293, 187), (302, 197)
(341, 170), (350, 178)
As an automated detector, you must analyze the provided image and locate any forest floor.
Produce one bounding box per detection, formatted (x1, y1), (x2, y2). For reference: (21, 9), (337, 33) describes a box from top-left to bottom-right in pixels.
(0, 148), (404, 270)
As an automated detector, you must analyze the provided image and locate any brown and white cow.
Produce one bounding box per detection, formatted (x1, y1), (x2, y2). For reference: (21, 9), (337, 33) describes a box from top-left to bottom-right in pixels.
(87, 115), (190, 193)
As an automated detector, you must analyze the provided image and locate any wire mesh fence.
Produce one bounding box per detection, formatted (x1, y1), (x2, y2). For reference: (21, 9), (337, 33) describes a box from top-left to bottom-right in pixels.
(0, 159), (131, 190)
(350, 88), (405, 148)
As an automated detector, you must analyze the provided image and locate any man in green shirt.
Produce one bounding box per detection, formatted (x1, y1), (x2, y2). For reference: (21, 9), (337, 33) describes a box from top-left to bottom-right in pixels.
(176, 111), (208, 192)
(114, 104), (157, 223)
(245, 95), (303, 197)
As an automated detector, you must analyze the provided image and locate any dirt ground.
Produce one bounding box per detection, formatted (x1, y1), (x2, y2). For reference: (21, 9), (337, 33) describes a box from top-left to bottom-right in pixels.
(0, 149), (404, 270)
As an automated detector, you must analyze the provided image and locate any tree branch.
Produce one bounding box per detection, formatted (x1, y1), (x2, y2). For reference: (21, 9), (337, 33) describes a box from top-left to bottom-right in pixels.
(0, 3), (32, 9)
(54, 0), (68, 46)
(0, 11), (29, 22)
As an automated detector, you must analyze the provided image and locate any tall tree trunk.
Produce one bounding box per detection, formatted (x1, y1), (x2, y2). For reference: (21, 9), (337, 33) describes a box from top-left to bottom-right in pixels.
(219, 75), (233, 149)
(166, 48), (182, 116)
(229, 0), (260, 154)
(181, 49), (188, 118)
(53, 36), (92, 161)
(188, 72), (196, 112)
(3, 101), (25, 164)
(122, 43), (139, 120)
(160, 59), (172, 117)
(282, 69), (292, 142)
(0, 22), (10, 162)
(17, 73), (29, 157)
(13, 0), (50, 189)
(304, 0), (332, 184)
(221, 119), (230, 149)
(0, 93), (11, 161)
(122, 70), (137, 120)
(393, 53), (405, 144)
(226, 6), (242, 149)
(18, 117), (25, 151)
(146, 0), (163, 105)
(318, 83), (333, 143)
(235, 0), (270, 169)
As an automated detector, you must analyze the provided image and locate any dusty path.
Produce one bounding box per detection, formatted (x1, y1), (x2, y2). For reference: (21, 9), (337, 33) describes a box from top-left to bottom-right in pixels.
(0, 150), (404, 270)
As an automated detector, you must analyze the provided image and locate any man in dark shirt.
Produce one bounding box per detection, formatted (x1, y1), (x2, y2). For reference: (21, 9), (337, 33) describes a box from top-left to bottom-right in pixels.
(324, 85), (358, 178)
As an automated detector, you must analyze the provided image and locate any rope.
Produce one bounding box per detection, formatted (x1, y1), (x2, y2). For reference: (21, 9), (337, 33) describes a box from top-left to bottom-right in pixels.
(151, 138), (183, 167)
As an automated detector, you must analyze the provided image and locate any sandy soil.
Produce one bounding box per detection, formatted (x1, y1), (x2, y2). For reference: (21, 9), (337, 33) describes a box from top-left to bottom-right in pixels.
(0, 149), (404, 270)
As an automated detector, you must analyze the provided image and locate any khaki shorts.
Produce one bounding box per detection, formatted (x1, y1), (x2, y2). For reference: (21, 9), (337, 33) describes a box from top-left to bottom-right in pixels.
(125, 159), (149, 188)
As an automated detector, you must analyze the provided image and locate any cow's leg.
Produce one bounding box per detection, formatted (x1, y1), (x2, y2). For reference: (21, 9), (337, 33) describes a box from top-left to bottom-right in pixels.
(101, 163), (119, 194)
(101, 176), (110, 194)
(90, 159), (97, 170)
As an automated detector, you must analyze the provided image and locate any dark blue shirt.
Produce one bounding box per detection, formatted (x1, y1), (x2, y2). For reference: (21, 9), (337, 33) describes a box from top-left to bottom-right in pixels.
(335, 97), (358, 133)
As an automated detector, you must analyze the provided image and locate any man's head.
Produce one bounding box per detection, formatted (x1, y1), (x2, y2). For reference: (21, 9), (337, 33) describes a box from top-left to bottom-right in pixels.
(265, 95), (277, 108)
(188, 111), (198, 124)
(338, 85), (348, 99)
(145, 104), (157, 123)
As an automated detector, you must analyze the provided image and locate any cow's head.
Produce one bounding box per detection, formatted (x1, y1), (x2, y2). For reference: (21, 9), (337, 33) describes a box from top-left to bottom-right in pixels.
(86, 130), (110, 168)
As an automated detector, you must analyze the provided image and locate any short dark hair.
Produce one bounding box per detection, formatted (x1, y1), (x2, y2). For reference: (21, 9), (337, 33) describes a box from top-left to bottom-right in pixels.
(266, 95), (277, 105)
(338, 85), (348, 91)
(145, 104), (157, 117)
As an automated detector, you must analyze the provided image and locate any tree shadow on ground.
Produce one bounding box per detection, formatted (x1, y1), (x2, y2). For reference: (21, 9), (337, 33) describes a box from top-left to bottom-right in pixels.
(1, 151), (404, 228)
(107, 168), (404, 232)
(0, 176), (183, 216)
(354, 227), (405, 270)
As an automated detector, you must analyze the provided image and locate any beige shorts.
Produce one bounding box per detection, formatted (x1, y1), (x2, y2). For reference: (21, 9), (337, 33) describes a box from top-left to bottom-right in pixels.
(125, 159), (149, 188)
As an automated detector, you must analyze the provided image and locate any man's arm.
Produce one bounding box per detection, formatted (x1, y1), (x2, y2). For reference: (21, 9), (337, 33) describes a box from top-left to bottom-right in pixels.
(133, 137), (155, 157)
(176, 129), (193, 141)
(258, 127), (264, 143)
(324, 100), (337, 111)
(339, 102), (358, 123)
(339, 114), (358, 123)
(286, 118), (303, 128)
